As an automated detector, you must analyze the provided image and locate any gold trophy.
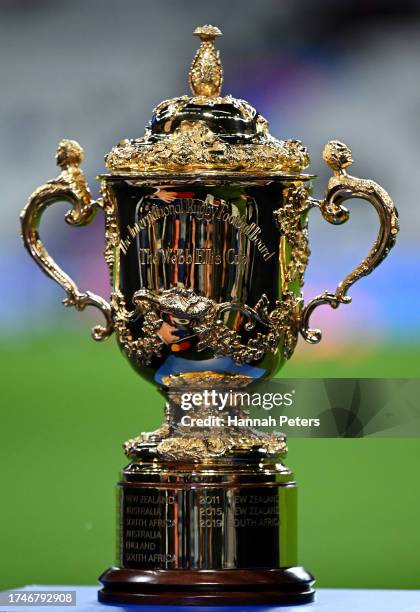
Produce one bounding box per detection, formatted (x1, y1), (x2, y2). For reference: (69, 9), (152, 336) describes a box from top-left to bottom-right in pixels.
(20, 26), (398, 605)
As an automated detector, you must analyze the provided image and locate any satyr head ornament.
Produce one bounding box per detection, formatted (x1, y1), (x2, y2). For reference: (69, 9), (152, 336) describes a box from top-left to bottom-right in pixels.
(323, 140), (354, 173)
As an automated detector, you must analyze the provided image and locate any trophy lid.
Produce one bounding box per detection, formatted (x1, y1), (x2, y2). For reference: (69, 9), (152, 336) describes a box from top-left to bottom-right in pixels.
(105, 25), (310, 178)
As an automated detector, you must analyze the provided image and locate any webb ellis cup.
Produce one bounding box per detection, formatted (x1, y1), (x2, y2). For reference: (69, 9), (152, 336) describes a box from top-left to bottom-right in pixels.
(21, 26), (398, 605)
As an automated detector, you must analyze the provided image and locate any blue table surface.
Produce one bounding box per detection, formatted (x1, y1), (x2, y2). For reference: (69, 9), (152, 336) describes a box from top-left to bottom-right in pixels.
(1, 586), (420, 612)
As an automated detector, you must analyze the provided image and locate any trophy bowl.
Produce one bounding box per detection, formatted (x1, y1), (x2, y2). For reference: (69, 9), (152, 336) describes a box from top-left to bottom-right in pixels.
(20, 25), (398, 606)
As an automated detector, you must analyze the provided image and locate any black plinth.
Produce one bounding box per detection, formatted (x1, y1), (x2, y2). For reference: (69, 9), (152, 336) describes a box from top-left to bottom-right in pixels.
(98, 457), (315, 606)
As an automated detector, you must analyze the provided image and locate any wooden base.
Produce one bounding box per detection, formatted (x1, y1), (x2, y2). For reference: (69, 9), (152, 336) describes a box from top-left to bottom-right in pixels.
(98, 566), (315, 606)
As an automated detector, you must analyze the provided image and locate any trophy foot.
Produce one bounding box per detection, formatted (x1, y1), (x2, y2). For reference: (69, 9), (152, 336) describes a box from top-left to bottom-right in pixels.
(98, 567), (315, 606)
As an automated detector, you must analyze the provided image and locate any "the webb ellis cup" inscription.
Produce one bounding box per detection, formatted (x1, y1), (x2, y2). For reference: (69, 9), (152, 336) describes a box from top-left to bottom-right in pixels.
(119, 196), (276, 262)
(136, 247), (249, 266)
(113, 184), (285, 325)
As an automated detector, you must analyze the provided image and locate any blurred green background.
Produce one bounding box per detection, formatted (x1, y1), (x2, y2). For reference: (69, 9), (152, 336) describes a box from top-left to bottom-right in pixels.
(1, 332), (419, 590)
